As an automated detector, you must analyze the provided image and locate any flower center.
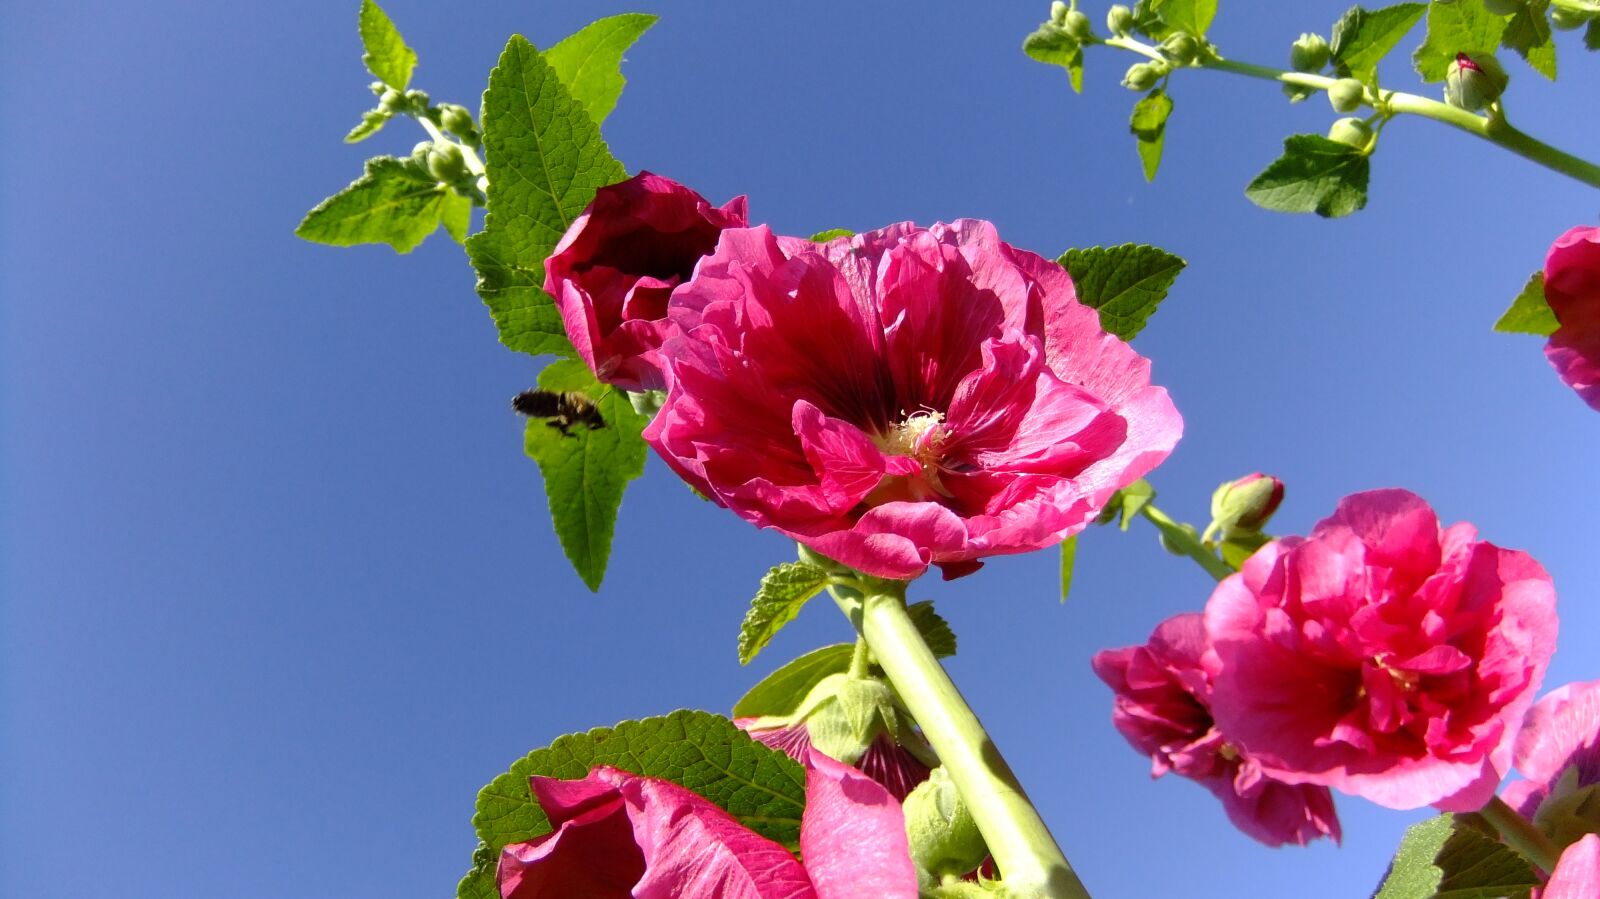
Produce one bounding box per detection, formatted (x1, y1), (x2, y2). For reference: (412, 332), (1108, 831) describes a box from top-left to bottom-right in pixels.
(878, 411), (948, 463)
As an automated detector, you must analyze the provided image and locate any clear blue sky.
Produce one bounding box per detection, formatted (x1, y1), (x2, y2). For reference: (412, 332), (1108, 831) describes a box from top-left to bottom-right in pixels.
(4, 2), (1598, 897)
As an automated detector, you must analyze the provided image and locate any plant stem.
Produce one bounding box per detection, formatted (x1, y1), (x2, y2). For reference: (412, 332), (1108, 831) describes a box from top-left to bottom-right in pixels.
(1100, 36), (1600, 189)
(1480, 794), (1564, 874)
(1138, 503), (1234, 581)
(848, 634), (873, 679)
(830, 583), (1091, 899)
(418, 116), (488, 178)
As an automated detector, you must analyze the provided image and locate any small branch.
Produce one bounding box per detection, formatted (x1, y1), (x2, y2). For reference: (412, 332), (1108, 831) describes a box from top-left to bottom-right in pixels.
(418, 116), (487, 178)
(1480, 794), (1564, 875)
(1138, 503), (1234, 582)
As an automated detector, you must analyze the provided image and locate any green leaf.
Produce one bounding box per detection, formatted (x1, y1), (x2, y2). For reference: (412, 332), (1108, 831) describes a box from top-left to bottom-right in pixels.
(1501, 0), (1557, 79)
(467, 34), (628, 358)
(732, 643), (856, 719)
(738, 562), (833, 665)
(1058, 243), (1187, 340)
(1493, 271), (1558, 335)
(1372, 814), (1539, 899)
(544, 14), (659, 125)
(471, 710), (808, 865)
(295, 157), (458, 253)
(344, 109), (388, 143)
(441, 192), (472, 244)
(1117, 479), (1156, 531)
(1150, 0), (1217, 37)
(1413, 0), (1508, 81)
(524, 360), (649, 591)
(1219, 531), (1270, 569)
(1330, 3), (1428, 82)
(906, 601), (957, 658)
(1587, 19), (1600, 51)
(1060, 534), (1078, 603)
(809, 228), (853, 242)
(455, 865), (496, 899)
(1245, 134), (1370, 218)
(1129, 89), (1174, 182)
(358, 0), (416, 90)
(1022, 22), (1085, 92)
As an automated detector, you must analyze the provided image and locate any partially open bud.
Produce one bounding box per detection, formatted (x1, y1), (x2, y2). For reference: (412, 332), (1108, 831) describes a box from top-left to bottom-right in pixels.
(1327, 77), (1365, 113)
(1551, 6), (1590, 29)
(1161, 32), (1201, 66)
(1204, 473), (1285, 542)
(1290, 32), (1330, 72)
(1106, 4), (1135, 36)
(1445, 52), (1508, 112)
(1122, 61), (1162, 91)
(1064, 8), (1095, 41)
(903, 767), (988, 882)
(1327, 116), (1374, 150)
(1050, 0), (1069, 24)
(1481, 0), (1526, 15)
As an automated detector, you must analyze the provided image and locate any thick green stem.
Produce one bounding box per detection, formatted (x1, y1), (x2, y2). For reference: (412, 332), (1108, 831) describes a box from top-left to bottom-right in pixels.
(831, 584), (1090, 899)
(1101, 37), (1600, 189)
(1480, 794), (1564, 874)
(1138, 503), (1234, 581)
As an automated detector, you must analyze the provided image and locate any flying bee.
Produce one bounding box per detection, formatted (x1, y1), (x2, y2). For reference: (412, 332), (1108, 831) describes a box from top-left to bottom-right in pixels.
(511, 389), (606, 436)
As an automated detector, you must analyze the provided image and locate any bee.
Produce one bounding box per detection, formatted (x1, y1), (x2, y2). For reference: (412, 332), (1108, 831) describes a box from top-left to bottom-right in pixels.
(511, 389), (606, 436)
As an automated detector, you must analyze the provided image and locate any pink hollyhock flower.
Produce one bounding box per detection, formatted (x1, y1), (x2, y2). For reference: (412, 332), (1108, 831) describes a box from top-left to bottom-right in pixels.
(1544, 834), (1600, 899)
(498, 748), (917, 899)
(1205, 489), (1558, 811)
(1503, 680), (1600, 849)
(544, 172), (748, 391)
(1543, 225), (1600, 412)
(737, 717), (933, 803)
(646, 221), (1182, 580)
(1092, 612), (1342, 847)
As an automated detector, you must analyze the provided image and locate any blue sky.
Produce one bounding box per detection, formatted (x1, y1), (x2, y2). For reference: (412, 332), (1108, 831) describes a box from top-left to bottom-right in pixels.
(4, 2), (1598, 897)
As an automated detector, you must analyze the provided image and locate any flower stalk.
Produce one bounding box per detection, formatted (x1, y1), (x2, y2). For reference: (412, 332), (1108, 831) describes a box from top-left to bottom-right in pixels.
(1480, 794), (1564, 875)
(1138, 502), (1235, 582)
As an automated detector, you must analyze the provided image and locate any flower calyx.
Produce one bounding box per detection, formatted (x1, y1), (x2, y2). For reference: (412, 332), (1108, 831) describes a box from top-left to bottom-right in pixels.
(904, 766), (989, 884)
(1445, 52), (1509, 113)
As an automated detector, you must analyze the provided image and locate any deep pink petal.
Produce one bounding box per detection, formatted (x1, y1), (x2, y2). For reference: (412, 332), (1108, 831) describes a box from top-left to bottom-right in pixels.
(1544, 834), (1600, 899)
(498, 775), (646, 899)
(799, 749), (919, 899)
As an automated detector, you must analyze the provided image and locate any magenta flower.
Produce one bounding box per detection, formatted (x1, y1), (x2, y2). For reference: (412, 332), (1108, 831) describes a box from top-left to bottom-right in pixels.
(1544, 834), (1600, 899)
(1543, 225), (1600, 412)
(1092, 612), (1341, 847)
(545, 172), (748, 391)
(1205, 489), (1558, 811)
(1502, 679), (1600, 849)
(498, 748), (918, 899)
(645, 221), (1182, 580)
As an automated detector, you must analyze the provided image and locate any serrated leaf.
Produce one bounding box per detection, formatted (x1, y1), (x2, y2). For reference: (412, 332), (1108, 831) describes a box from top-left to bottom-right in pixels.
(906, 600), (957, 658)
(733, 643), (856, 719)
(1414, 0), (1508, 81)
(472, 710), (808, 862)
(1502, 0), (1557, 79)
(544, 14), (658, 125)
(295, 157), (456, 253)
(1059, 244), (1187, 340)
(1023, 21), (1085, 92)
(455, 866), (496, 899)
(1373, 814), (1539, 899)
(809, 228), (853, 242)
(358, 0), (416, 91)
(1494, 271), (1558, 335)
(1245, 134), (1370, 218)
(441, 192), (472, 244)
(1117, 479), (1156, 530)
(1129, 89), (1174, 182)
(738, 562), (833, 665)
(1330, 3), (1428, 82)
(1060, 534), (1078, 603)
(524, 360), (649, 590)
(467, 34), (628, 358)
(344, 109), (388, 143)
(1151, 0), (1217, 37)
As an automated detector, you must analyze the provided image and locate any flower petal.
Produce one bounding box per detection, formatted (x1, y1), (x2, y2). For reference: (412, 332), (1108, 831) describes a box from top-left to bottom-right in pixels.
(799, 749), (919, 899)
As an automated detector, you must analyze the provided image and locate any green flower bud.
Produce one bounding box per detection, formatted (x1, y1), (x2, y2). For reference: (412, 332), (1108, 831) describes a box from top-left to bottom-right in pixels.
(379, 88), (405, 113)
(427, 141), (468, 183)
(1327, 116), (1374, 149)
(1204, 473), (1285, 542)
(1327, 77), (1366, 113)
(1445, 52), (1508, 112)
(903, 767), (988, 882)
(1064, 9), (1095, 41)
(1289, 32), (1330, 72)
(369, 80), (388, 96)
(409, 140), (434, 169)
(1122, 61), (1161, 91)
(1481, 0), (1525, 14)
(1551, 5), (1590, 30)
(1161, 31), (1200, 65)
(403, 88), (430, 109)
(1106, 4), (1135, 36)
(1050, 0), (1070, 24)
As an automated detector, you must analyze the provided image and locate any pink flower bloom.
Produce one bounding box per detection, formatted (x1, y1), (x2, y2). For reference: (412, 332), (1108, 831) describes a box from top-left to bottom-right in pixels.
(737, 717), (933, 802)
(645, 221), (1182, 580)
(1092, 612), (1341, 847)
(498, 748), (917, 899)
(1205, 489), (1558, 811)
(545, 172), (748, 391)
(1544, 834), (1600, 899)
(1502, 679), (1600, 849)
(1543, 226), (1600, 412)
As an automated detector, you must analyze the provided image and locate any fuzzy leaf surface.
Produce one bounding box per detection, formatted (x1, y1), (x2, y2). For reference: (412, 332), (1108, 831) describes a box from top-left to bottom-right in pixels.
(295, 157), (456, 253)
(1330, 3), (1427, 82)
(1501, 0), (1557, 79)
(358, 0), (416, 90)
(1059, 243), (1186, 340)
(544, 14), (658, 124)
(738, 562), (833, 665)
(1151, 0), (1217, 37)
(1413, 0), (1508, 81)
(1372, 814), (1539, 899)
(1245, 134), (1369, 218)
(906, 601), (957, 658)
(1494, 271), (1558, 335)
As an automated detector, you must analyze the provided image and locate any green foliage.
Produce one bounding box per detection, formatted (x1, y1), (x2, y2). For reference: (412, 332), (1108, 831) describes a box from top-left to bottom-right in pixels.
(344, 109), (388, 143)
(358, 0), (416, 90)
(1059, 534), (1079, 603)
(544, 14), (659, 124)
(1372, 814), (1540, 899)
(462, 710), (809, 896)
(733, 643), (857, 718)
(1413, 0), (1508, 81)
(1129, 89), (1175, 182)
(1023, 20), (1085, 92)
(1059, 244), (1187, 340)
(906, 600), (958, 658)
(810, 228), (854, 242)
(1494, 271), (1559, 335)
(523, 360), (649, 591)
(738, 562), (834, 665)
(441, 193), (472, 244)
(1218, 531), (1269, 568)
(1330, 3), (1428, 82)
(1588, 19), (1600, 51)
(296, 157), (463, 253)
(1116, 480), (1156, 530)
(1150, 0), (1218, 38)
(1245, 134), (1370, 218)
(1501, 0), (1557, 79)
(467, 34), (628, 358)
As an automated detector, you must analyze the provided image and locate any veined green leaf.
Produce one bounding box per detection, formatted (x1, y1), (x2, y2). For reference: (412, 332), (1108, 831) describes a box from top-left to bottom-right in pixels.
(1059, 243), (1187, 340)
(738, 562), (833, 665)
(344, 109), (389, 143)
(906, 600), (957, 658)
(1023, 21), (1085, 92)
(358, 0), (416, 90)
(733, 643), (856, 719)
(1129, 89), (1175, 182)
(545, 14), (659, 124)
(295, 157), (457, 253)
(1372, 814), (1539, 899)
(1245, 134), (1370, 218)
(1493, 271), (1558, 335)
(1501, 0), (1557, 79)
(1151, 0), (1217, 37)
(1413, 0), (1508, 81)
(1330, 3), (1427, 82)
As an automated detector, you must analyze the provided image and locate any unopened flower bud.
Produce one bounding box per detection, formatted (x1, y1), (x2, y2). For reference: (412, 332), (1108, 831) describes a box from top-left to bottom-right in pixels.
(1327, 77), (1365, 112)
(903, 767), (988, 882)
(1481, 0), (1525, 14)
(1064, 9), (1095, 41)
(427, 141), (468, 183)
(1161, 32), (1200, 65)
(1290, 32), (1330, 72)
(379, 88), (405, 113)
(403, 88), (430, 109)
(1122, 62), (1161, 91)
(1050, 0), (1070, 24)
(1106, 4), (1135, 36)
(1206, 473), (1285, 540)
(1327, 116), (1373, 149)
(1550, 6), (1590, 29)
(439, 103), (475, 135)
(369, 80), (388, 96)
(409, 140), (434, 168)
(1445, 52), (1508, 112)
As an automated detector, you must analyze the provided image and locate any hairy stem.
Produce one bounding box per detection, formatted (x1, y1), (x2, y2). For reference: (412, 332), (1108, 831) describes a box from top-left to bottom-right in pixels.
(1100, 36), (1600, 189)
(831, 582), (1090, 899)
(1138, 503), (1234, 581)
(1480, 794), (1564, 874)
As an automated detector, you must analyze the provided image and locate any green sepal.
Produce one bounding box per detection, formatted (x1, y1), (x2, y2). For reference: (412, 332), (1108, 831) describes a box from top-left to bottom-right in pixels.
(733, 643), (856, 719)
(738, 561), (834, 665)
(1371, 813), (1540, 899)
(295, 156), (460, 253)
(1329, 3), (1427, 83)
(1501, 0), (1557, 79)
(810, 228), (854, 242)
(523, 360), (649, 591)
(1129, 88), (1174, 182)
(1413, 0), (1509, 82)
(1023, 21), (1085, 92)
(1059, 534), (1079, 603)
(1245, 134), (1370, 218)
(1107, 479), (1156, 530)
(544, 14), (659, 125)
(1493, 271), (1559, 335)
(1059, 243), (1187, 340)
(358, 0), (416, 91)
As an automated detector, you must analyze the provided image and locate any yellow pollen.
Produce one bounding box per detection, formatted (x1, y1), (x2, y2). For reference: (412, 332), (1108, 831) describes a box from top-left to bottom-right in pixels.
(880, 411), (947, 461)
